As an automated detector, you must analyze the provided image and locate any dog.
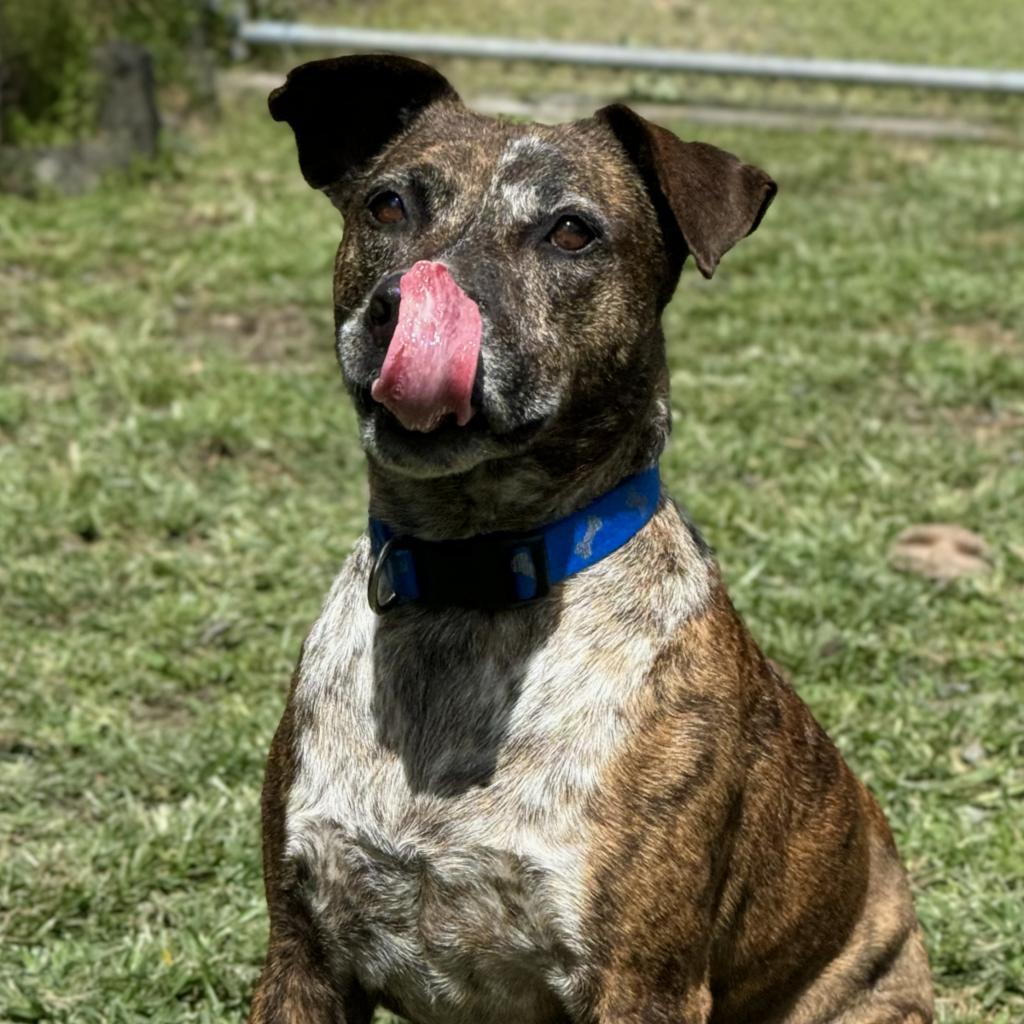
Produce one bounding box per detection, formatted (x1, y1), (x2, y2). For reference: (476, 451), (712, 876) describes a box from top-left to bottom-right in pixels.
(249, 54), (934, 1024)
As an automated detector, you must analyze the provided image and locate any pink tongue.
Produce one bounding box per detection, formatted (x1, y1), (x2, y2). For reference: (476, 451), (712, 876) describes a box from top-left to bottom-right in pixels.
(370, 261), (482, 433)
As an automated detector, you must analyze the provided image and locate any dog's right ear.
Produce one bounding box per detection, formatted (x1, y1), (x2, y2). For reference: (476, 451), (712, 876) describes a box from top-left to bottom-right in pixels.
(268, 55), (459, 200)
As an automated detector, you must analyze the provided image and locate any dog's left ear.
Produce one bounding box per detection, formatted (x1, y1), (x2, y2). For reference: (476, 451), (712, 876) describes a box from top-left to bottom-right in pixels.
(597, 104), (776, 279)
(269, 55), (459, 199)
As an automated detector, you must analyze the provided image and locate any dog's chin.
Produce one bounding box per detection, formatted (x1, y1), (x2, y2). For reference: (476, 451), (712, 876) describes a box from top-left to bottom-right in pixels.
(358, 402), (547, 480)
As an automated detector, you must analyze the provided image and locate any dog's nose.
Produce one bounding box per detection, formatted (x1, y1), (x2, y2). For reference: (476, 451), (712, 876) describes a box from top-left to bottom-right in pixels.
(367, 272), (403, 346)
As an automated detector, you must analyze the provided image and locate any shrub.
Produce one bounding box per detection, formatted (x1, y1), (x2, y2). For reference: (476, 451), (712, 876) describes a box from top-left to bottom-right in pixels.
(0, 0), (217, 145)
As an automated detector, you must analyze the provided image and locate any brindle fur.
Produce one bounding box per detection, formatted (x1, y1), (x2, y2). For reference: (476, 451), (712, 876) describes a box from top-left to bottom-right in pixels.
(249, 55), (933, 1024)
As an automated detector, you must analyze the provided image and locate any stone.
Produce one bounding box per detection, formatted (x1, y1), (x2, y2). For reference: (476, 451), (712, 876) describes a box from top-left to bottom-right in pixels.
(0, 40), (161, 196)
(888, 523), (992, 581)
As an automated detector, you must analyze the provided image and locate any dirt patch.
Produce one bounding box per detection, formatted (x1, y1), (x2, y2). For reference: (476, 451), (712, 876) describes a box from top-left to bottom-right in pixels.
(181, 304), (327, 365)
(972, 226), (1021, 252)
(889, 523), (992, 581)
(0, 264), (39, 287)
(900, 392), (1024, 445)
(949, 321), (1021, 354)
(130, 685), (218, 729)
(130, 695), (195, 730)
(937, 404), (1024, 443)
(3, 341), (75, 400)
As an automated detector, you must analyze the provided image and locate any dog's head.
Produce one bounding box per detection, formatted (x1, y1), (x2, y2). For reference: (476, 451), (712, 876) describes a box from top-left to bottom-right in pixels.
(270, 56), (775, 481)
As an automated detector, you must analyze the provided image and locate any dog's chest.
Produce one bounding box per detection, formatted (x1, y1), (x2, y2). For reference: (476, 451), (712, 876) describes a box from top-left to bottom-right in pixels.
(283, 543), (661, 1023)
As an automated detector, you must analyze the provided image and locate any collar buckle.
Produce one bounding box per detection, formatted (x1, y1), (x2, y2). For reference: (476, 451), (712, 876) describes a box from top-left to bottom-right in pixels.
(368, 535), (404, 614)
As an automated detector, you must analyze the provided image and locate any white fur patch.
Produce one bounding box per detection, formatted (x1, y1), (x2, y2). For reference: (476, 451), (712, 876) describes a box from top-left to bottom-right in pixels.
(284, 504), (712, 1024)
(495, 180), (543, 222)
(496, 134), (559, 168)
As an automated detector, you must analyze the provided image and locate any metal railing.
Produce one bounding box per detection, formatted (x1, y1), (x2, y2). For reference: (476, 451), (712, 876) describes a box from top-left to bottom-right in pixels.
(238, 22), (1024, 94)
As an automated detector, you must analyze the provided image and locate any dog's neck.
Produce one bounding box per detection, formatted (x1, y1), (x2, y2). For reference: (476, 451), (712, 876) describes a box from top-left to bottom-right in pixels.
(367, 400), (669, 541)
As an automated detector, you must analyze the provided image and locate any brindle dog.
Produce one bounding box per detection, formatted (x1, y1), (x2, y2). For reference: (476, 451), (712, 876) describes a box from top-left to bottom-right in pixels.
(250, 54), (933, 1024)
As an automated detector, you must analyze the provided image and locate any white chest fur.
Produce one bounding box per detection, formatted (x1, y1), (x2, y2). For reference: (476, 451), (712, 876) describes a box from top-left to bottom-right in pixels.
(284, 516), (711, 1024)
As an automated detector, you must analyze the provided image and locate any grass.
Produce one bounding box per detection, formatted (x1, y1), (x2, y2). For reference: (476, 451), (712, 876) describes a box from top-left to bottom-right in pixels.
(2, 43), (1023, 1024)
(295, 0), (1022, 69)
(276, 0), (1024, 131)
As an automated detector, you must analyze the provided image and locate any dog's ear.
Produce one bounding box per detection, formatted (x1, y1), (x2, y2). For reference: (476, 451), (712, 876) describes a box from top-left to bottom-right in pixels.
(268, 55), (459, 198)
(597, 104), (776, 279)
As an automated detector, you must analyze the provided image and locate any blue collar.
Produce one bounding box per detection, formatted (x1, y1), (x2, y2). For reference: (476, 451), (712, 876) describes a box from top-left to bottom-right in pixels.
(367, 466), (661, 612)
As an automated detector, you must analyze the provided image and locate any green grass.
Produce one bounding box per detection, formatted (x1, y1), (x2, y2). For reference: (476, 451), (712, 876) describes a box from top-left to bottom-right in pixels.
(296, 0), (1022, 68)
(278, 0), (1024, 130)
(2, 69), (1023, 1024)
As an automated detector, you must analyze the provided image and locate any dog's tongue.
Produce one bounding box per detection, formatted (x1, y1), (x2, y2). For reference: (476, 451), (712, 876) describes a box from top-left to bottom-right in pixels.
(370, 261), (481, 432)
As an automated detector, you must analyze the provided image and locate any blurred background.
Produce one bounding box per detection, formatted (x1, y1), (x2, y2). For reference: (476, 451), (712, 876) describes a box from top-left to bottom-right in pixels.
(1, 2), (1021, 1022)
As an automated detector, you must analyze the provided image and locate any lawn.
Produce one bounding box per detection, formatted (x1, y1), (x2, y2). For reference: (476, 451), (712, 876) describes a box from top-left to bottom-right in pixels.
(281, 0), (1024, 130)
(1, 30), (1023, 1024)
(295, 0), (1022, 70)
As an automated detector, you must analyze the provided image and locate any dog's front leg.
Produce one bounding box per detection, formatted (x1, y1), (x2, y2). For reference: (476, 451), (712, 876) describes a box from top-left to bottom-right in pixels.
(248, 914), (373, 1024)
(591, 964), (712, 1024)
(250, 695), (373, 1024)
(248, 929), (361, 1024)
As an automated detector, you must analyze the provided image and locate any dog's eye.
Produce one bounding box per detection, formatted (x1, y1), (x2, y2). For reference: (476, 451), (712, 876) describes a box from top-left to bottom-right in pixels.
(548, 216), (595, 252)
(369, 191), (406, 225)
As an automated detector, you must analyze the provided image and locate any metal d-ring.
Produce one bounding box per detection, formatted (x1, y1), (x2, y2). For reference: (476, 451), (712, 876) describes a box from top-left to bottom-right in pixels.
(367, 535), (402, 614)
